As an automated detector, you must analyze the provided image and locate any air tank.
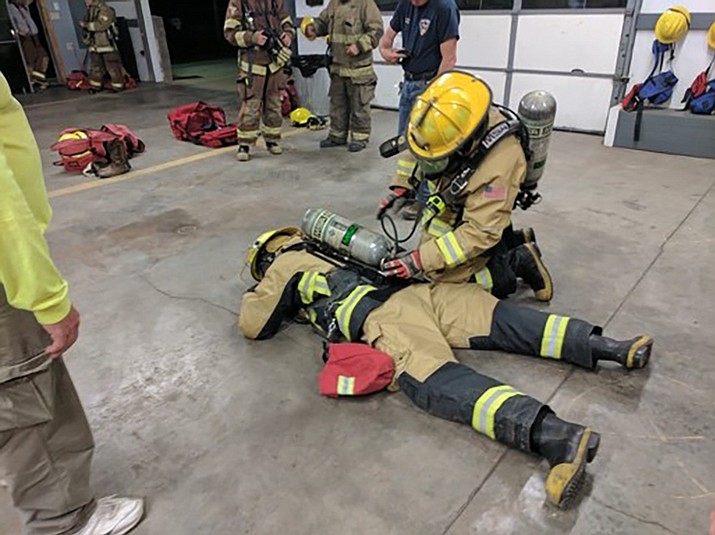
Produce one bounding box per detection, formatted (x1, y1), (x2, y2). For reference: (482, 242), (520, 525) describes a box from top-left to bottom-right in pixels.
(302, 208), (393, 267)
(518, 90), (557, 191)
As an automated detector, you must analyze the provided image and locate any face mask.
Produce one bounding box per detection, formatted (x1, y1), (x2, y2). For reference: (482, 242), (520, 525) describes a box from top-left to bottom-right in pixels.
(418, 158), (449, 176)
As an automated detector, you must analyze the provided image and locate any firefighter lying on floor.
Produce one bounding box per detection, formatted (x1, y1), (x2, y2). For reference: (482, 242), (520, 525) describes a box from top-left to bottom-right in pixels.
(238, 227), (654, 509)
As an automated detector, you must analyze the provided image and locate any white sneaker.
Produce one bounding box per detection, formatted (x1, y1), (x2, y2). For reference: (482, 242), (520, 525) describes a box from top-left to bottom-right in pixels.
(76, 496), (144, 535)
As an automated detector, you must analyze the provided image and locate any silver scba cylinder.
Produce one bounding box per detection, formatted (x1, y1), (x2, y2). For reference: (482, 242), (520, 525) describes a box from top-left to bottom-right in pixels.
(302, 208), (393, 267)
(518, 90), (557, 191)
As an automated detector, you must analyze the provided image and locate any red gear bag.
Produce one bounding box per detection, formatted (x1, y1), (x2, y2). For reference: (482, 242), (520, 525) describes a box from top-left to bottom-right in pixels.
(167, 101), (232, 145)
(318, 343), (394, 398)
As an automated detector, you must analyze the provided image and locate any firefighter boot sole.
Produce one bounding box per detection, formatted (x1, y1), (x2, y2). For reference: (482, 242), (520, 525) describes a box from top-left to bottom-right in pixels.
(545, 428), (598, 509)
(236, 146), (251, 162)
(626, 335), (653, 370)
(524, 242), (553, 302)
(267, 143), (283, 155)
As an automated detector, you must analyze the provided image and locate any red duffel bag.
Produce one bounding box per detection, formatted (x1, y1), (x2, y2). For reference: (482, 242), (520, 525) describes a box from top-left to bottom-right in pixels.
(318, 343), (395, 398)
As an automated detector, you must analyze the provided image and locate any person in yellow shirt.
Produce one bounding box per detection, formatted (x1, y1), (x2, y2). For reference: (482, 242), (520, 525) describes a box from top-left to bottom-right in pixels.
(0, 72), (143, 535)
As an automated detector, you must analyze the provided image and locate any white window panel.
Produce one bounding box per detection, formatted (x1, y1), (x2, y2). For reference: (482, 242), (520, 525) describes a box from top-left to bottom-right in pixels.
(514, 14), (624, 74)
(641, 0), (714, 13)
(374, 63), (402, 109)
(510, 73), (614, 132)
(457, 15), (512, 70)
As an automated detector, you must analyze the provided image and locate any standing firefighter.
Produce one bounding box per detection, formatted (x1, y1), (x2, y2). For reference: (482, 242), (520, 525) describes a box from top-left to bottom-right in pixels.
(8, 0), (50, 90)
(301, 0), (383, 153)
(224, 0), (295, 162)
(378, 71), (554, 302)
(81, 0), (125, 92)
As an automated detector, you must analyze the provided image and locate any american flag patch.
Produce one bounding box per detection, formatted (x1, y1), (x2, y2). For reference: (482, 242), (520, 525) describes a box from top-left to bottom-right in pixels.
(484, 185), (507, 200)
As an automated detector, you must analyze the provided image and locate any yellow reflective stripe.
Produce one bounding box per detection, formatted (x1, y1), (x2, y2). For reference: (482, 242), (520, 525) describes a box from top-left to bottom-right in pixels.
(474, 267), (493, 291)
(224, 18), (241, 30)
(261, 125), (282, 136)
(314, 275), (330, 296)
(89, 79), (103, 88)
(31, 71), (46, 80)
(352, 131), (370, 141)
(234, 31), (250, 45)
(299, 272), (331, 304)
(85, 22), (97, 31)
(472, 385), (524, 439)
(111, 82), (124, 89)
(237, 128), (259, 141)
(425, 217), (452, 238)
(335, 285), (376, 341)
(337, 375), (356, 395)
(436, 232), (467, 267)
(239, 61), (267, 76)
(540, 314), (570, 359)
(91, 46), (116, 53)
(396, 158), (416, 177)
(280, 16), (293, 27)
(357, 34), (373, 51)
(334, 65), (374, 78)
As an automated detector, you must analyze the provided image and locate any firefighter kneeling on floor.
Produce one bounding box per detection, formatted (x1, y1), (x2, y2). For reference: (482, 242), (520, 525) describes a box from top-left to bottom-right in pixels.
(378, 71), (553, 302)
(239, 227), (654, 509)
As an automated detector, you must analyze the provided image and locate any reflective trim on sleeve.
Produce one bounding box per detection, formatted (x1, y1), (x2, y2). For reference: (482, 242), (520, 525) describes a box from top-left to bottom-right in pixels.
(471, 385), (524, 439)
(540, 314), (571, 359)
(396, 158), (417, 177)
(298, 272), (331, 305)
(224, 18), (242, 30)
(425, 217), (453, 238)
(357, 34), (373, 51)
(280, 16), (293, 27)
(473, 267), (493, 291)
(335, 284), (376, 341)
(435, 232), (467, 267)
(337, 375), (356, 395)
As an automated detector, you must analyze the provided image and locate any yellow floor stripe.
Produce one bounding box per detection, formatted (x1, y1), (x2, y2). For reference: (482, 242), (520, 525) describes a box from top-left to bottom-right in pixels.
(48, 110), (384, 200)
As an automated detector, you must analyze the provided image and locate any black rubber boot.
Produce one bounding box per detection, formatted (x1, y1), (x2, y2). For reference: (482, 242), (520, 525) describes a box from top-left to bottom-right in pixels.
(509, 243), (553, 301)
(320, 137), (347, 148)
(348, 140), (367, 152)
(511, 227), (538, 248)
(532, 412), (601, 509)
(590, 334), (653, 370)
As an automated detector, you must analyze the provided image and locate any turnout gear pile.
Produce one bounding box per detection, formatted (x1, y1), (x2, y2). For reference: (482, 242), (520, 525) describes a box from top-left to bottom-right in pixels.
(82, 0), (126, 92)
(239, 228), (654, 508)
(224, 0), (295, 158)
(304, 0), (383, 148)
(381, 71), (552, 301)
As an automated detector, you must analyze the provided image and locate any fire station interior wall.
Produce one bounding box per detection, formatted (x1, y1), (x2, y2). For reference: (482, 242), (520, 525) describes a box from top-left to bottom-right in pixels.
(44, 0), (162, 82)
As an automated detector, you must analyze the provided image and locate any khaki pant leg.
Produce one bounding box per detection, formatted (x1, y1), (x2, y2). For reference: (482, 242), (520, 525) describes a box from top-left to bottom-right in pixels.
(19, 36), (36, 78)
(237, 73), (266, 145)
(328, 75), (349, 143)
(429, 283), (499, 349)
(0, 359), (95, 535)
(88, 52), (105, 90)
(349, 77), (375, 143)
(262, 69), (285, 142)
(103, 52), (125, 91)
(362, 285), (457, 386)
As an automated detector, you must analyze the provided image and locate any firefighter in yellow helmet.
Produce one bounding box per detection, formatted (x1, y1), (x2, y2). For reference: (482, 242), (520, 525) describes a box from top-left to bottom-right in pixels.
(378, 71), (552, 301)
(239, 226), (654, 509)
(81, 0), (125, 92)
(300, 0), (384, 153)
(654, 6), (691, 44)
(224, 0), (295, 161)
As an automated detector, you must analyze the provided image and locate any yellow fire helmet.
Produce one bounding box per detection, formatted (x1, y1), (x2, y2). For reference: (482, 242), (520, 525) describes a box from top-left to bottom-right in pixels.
(406, 71), (492, 161)
(709, 21), (715, 49)
(247, 226), (301, 281)
(300, 16), (316, 41)
(58, 130), (91, 158)
(654, 6), (691, 44)
(290, 107), (312, 126)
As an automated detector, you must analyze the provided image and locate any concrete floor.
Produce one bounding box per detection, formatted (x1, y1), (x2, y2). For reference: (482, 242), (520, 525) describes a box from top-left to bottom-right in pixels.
(2, 62), (715, 535)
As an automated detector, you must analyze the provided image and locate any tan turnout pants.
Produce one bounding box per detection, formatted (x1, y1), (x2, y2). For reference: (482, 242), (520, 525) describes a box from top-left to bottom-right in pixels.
(327, 75), (376, 144)
(89, 51), (124, 91)
(0, 288), (95, 535)
(237, 68), (286, 144)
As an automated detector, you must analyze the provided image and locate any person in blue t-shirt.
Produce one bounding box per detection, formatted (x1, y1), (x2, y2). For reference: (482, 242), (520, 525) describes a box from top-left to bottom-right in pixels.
(379, 0), (459, 219)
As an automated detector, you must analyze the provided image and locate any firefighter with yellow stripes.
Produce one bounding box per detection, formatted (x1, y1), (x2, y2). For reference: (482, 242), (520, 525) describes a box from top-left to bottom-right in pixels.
(224, 0), (295, 162)
(300, 0), (383, 152)
(379, 71), (553, 301)
(240, 227), (653, 509)
(81, 0), (125, 92)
